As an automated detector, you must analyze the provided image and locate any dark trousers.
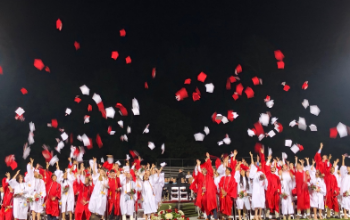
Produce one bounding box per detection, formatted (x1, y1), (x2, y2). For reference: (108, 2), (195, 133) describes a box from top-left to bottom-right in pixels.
(47, 214), (58, 220)
(109, 206), (121, 220)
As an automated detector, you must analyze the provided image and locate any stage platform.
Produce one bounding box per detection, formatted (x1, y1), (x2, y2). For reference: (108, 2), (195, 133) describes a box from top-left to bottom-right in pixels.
(158, 201), (197, 217)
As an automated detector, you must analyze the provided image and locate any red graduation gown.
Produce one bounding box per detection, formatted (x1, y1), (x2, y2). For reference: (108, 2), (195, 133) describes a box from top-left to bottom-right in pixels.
(194, 160), (217, 215)
(0, 178), (13, 220)
(75, 182), (94, 220)
(107, 177), (121, 216)
(265, 171), (281, 213)
(314, 153), (331, 175)
(295, 171), (310, 210)
(45, 181), (61, 217)
(219, 175), (237, 216)
(324, 173), (340, 212)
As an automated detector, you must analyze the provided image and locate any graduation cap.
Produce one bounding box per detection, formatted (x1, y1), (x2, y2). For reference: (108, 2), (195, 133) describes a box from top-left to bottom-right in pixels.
(45, 66), (50, 73)
(298, 117), (307, 131)
(277, 61), (285, 69)
(289, 120), (297, 127)
(236, 83), (244, 95)
(197, 72), (207, 82)
(21, 88), (28, 95)
(309, 124), (317, 131)
(194, 133), (205, 141)
(125, 56), (132, 64)
(108, 126), (115, 135)
(80, 85), (90, 95)
(290, 144), (304, 154)
(74, 41), (80, 50)
(117, 120), (123, 128)
(96, 134), (103, 148)
(310, 105), (320, 116)
(161, 143), (165, 154)
(84, 115), (90, 124)
(51, 119), (58, 128)
(232, 92), (239, 100)
(259, 113), (270, 126)
(184, 78), (191, 84)
(5, 155), (17, 170)
(337, 122), (348, 138)
(244, 87), (254, 98)
(105, 107), (116, 119)
(23, 144), (30, 159)
(235, 64), (242, 75)
(34, 59), (45, 70)
(160, 162), (167, 167)
(223, 134), (231, 145)
(0, 66), (2, 74)
(192, 91), (200, 101)
(65, 108), (72, 116)
(175, 88), (188, 101)
(285, 139), (292, 147)
(49, 155), (59, 166)
(203, 126), (210, 135)
(143, 124), (150, 134)
(127, 126), (131, 134)
(120, 29), (126, 37)
(87, 104), (92, 111)
(111, 51), (119, 60)
(148, 142), (155, 150)
(274, 50), (284, 61)
(302, 99), (309, 109)
(132, 98), (140, 115)
(56, 19), (62, 31)
(247, 128), (256, 137)
(74, 96), (81, 103)
(55, 141), (64, 153)
(205, 83), (214, 93)
(252, 77), (262, 85)
(302, 81), (308, 90)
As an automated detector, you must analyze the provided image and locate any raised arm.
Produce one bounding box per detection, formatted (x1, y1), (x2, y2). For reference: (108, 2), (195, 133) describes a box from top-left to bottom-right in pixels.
(249, 151), (254, 165)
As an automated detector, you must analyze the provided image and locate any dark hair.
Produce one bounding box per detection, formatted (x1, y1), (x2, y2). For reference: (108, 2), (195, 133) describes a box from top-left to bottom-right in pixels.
(16, 174), (23, 182)
(239, 174), (249, 191)
(51, 173), (56, 179)
(226, 167), (232, 173)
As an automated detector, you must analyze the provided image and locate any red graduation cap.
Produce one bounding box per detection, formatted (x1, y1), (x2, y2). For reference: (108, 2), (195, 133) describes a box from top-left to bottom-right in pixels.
(45, 66), (50, 73)
(229, 76), (238, 83)
(227, 110), (234, 121)
(125, 56), (132, 64)
(277, 61), (285, 69)
(275, 122), (283, 133)
(235, 64), (242, 75)
(145, 82), (149, 89)
(129, 150), (138, 159)
(274, 50), (284, 61)
(252, 77), (261, 85)
(302, 81), (308, 90)
(0, 66), (3, 74)
(297, 144), (304, 151)
(116, 103), (128, 116)
(120, 29), (126, 37)
(236, 83), (244, 96)
(330, 127), (338, 138)
(34, 59), (45, 70)
(175, 88), (188, 101)
(56, 19), (62, 31)
(111, 51), (119, 60)
(74, 97), (81, 103)
(184, 78), (191, 84)
(232, 92), (239, 100)
(42, 149), (52, 162)
(254, 143), (263, 153)
(87, 138), (93, 149)
(244, 87), (254, 98)
(10, 161), (17, 170)
(152, 67), (156, 78)
(107, 126), (113, 135)
(283, 85), (290, 91)
(211, 112), (222, 124)
(51, 119), (58, 128)
(192, 92), (200, 101)
(254, 122), (265, 136)
(20, 88), (28, 95)
(96, 134), (103, 148)
(226, 78), (231, 90)
(5, 155), (17, 170)
(197, 72), (207, 82)
(74, 41), (80, 50)
(88, 104), (92, 111)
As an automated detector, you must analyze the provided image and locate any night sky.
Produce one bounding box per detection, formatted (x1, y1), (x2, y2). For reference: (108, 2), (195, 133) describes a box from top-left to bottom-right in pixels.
(1, 1), (350, 174)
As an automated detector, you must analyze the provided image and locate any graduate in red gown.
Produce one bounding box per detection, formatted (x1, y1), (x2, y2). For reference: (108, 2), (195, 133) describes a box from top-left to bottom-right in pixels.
(218, 167), (237, 217)
(45, 165), (61, 220)
(107, 169), (121, 220)
(0, 173), (13, 220)
(324, 163), (340, 218)
(75, 166), (94, 220)
(103, 155), (114, 171)
(314, 143), (331, 176)
(294, 158), (310, 219)
(194, 153), (217, 219)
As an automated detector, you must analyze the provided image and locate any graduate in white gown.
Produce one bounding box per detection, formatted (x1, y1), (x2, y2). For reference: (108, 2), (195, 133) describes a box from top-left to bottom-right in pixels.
(119, 166), (137, 220)
(150, 165), (164, 208)
(25, 158), (46, 220)
(88, 158), (109, 217)
(55, 159), (76, 220)
(248, 152), (268, 220)
(279, 165), (295, 219)
(137, 166), (157, 220)
(234, 165), (251, 220)
(340, 155), (350, 219)
(9, 170), (28, 220)
(308, 164), (326, 220)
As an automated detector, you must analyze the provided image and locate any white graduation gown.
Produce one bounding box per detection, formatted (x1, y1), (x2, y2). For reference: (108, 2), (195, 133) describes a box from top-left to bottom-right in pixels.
(119, 174), (137, 216)
(234, 171), (251, 210)
(88, 173), (109, 216)
(308, 169), (326, 210)
(138, 178), (157, 215)
(55, 169), (76, 212)
(280, 171), (294, 215)
(152, 173), (164, 206)
(9, 179), (28, 219)
(25, 164), (46, 213)
(340, 166), (350, 210)
(249, 164), (268, 209)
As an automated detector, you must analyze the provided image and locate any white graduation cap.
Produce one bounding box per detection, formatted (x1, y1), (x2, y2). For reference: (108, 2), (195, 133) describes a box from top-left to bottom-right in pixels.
(258, 134), (265, 141)
(80, 85), (90, 95)
(310, 105), (320, 116)
(337, 122), (348, 138)
(23, 145), (31, 159)
(115, 160), (121, 166)
(65, 108), (72, 116)
(92, 93), (102, 104)
(49, 155), (59, 166)
(266, 100), (274, 108)
(223, 135), (231, 145)
(233, 112), (239, 119)
(15, 107), (25, 116)
(259, 113), (270, 126)
(70, 146), (77, 158)
(101, 157), (105, 163)
(298, 117), (307, 131)
(268, 147), (272, 156)
(106, 107), (116, 119)
(61, 132), (68, 141)
(205, 83), (214, 93)
(215, 114), (224, 122)
(221, 116), (229, 124)
(289, 120), (297, 127)
(247, 129), (255, 137)
(117, 120), (124, 128)
(160, 162), (167, 167)
(194, 133), (205, 141)
(302, 99), (309, 109)
(309, 124), (317, 131)
(143, 124), (150, 134)
(282, 152), (288, 160)
(268, 130), (276, 138)
(204, 126), (210, 135)
(81, 134), (90, 146)
(148, 142), (155, 150)
(126, 154), (130, 160)
(285, 139), (292, 147)
(29, 122), (35, 132)
(55, 141), (64, 153)
(77, 148), (84, 162)
(127, 126), (131, 134)
(271, 117), (278, 125)
(217, 141), (224, 146)
(132, 98), (140, 115)
(121, 134), (128, 142)
(290, 144), (300, 154)
(161, 143), (165, 154)
(28, 132), (34, 145)
(84, 115), (90, 124)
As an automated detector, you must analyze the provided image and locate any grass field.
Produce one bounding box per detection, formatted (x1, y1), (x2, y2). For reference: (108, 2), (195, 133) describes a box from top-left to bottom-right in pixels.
(159, 202), (197, 217)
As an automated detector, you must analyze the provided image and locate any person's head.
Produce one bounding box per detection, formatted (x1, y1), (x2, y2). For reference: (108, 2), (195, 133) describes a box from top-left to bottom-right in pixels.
(282, 164), (288, 171)
(34, 169), (40, 178)
(296, 163), (302, 171)
(144, 172), (149, 181)
(151, 168), (156, 175)
(240, 169), (246, 177)
(187, 171), (190, 175)
(16, 174), (24, 183)
(100, 168), (107, 176)
(179, 169), (182, 173)
(316, 169), (321, 178)
(322, 155), (328, 162)
(109, 169), (116, 178)
(270, 166), (276, 173)
(181, 178), (185, 183)
(289, 163), (294, 170)
(330, 166), (335, 174)
(125, 173), (132, 181)
(202, 167), (207, 175)
(225, 167), (232, 176)
(85, 176), (91, 185)
(188, 177), (193, 184)
(51, 173), (57, 182)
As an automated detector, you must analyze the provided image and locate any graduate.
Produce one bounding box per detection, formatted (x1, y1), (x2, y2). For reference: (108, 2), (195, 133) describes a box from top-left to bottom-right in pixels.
(218, 166), (237, 220)
(119, 167), (137, 220)
(107, 169), (121, 220)
(75, 164), (94, 220)
(9, 170), (28, 220)
(138, 167), (158, 220)
(45, 162), (61, 220)
(308, 163), (326, 220)
(0, 173), (13, 220)
(234, 162), (251, 220)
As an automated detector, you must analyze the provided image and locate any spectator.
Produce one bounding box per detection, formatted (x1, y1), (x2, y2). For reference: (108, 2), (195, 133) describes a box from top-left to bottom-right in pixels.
(176, 169), (186, 183)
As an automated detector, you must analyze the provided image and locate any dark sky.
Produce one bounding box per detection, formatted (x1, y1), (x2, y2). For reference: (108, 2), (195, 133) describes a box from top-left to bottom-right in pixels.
(1, 1), (350, 173)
